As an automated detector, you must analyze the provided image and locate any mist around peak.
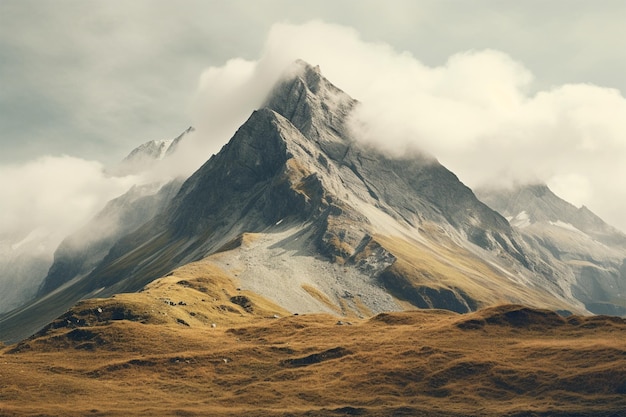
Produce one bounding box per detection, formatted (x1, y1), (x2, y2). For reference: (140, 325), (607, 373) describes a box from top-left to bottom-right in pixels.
(189, 20), (626, 232)
(0, 126), (194, 313)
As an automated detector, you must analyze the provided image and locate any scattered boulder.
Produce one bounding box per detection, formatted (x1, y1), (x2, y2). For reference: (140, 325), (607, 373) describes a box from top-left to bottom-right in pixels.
(281, 347), (352, 367)
(230, 295), (254, 313)
(176, 318), (190, 327)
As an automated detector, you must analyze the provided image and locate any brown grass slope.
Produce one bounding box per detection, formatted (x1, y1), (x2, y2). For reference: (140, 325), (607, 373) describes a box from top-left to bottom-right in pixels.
(2, 272), (626, 417)
(373, 232), (578, 314)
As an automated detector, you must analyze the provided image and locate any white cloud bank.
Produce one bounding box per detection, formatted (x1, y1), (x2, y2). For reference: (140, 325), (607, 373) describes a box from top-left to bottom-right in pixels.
(191, 20), (626, 232)
(0, 156), (136, 248)
(0, 154), (139, 311)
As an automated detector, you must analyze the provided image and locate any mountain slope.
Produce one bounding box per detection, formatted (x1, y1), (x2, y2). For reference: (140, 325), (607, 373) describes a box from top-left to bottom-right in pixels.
(477, 184), (626, 315)
(0, 235), (51, 313)
(38, 179), (183, 295)
(0, 127), (193, 315)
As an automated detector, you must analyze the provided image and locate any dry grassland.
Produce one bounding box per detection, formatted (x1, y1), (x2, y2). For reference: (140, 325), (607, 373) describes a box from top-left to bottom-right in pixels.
(2, 288), (626, 416)
(2, 260), (626, 416)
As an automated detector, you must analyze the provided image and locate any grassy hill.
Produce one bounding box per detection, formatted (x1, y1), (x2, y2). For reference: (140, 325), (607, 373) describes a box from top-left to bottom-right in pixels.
(2, 260), (626, 416)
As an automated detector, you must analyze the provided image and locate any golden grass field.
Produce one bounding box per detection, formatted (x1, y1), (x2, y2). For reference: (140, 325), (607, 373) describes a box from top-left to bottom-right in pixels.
(2, 260), (626, 416)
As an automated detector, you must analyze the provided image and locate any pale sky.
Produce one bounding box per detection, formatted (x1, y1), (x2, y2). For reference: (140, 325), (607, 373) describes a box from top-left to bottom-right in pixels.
(2, 1), (626, 234)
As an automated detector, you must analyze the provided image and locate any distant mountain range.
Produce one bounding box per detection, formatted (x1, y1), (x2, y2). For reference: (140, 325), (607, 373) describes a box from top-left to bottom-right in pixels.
(477, 183), (626, 315)
(110, 126), (193, 176)
(0, 127), (192, 315)
(2, 60), (625, 344)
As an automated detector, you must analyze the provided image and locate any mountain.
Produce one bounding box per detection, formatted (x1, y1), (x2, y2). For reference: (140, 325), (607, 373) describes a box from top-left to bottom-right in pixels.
(0, 128), (193, 315)
(37, 179), (183, 296)
(74, 60), (568, 310)
(111, 126), (194, 176)
(477, 183), (626, 315)
(0, 60), (615, 344)
(43, 126), (196, 290)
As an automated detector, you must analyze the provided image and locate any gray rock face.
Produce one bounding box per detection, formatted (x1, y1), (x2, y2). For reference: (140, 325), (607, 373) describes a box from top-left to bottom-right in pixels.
(264, 62), (545, 274)
(264, 60), (356, 160)
(477, 184), (626, 315)
(169, 108), (325, 237)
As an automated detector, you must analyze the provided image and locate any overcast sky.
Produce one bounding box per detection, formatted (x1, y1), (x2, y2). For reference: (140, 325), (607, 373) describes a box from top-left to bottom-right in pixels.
(2, 0), (626, 236)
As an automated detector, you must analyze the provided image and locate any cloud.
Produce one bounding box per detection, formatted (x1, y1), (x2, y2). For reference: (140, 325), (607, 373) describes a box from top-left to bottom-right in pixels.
(0, 1), (230, 165)
(0, 154), (140, 310)
(0, 155), (136, 246)
(190, 20), (626, 232)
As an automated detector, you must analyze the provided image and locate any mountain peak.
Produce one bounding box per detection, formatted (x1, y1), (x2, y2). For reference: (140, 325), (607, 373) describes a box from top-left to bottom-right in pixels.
(110, 127), (194, 176)
(476, 182), (563, 224)
(263, 60), (357, 159)
(289, 59), (323, 92)
(477, 182), (626, 246)
(525, 183), (551, 197)
(125, 139), (173, 162)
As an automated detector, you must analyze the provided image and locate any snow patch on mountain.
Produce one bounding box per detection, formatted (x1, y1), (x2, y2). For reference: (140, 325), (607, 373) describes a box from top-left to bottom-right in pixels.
(508, 211), (530, 228)
(126, 139), (174, 161)
(548, 220), (585, 235)
(111, 127), (194, 178)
